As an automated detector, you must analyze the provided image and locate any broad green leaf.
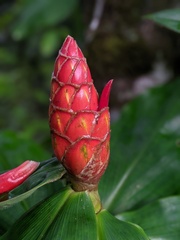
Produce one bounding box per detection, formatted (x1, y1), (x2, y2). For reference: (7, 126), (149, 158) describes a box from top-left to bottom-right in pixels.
(1, 187), (149, 240)
(99, 79), (180, 214)
(0, 203), (26, 235)
(97, 210), (149, 240)
(145, 8), (180, 33)
(0, 180), (65, 236)
(116, 196), (180, 240)
(44, 191), (98, 240)
(1, 188), (98, 240)
(2, 187), (73, 240)
(0, 158), (66, 209)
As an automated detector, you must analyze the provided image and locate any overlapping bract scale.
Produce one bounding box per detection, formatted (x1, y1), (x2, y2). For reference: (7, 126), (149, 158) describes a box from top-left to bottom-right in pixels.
(49, 35), (112, 184)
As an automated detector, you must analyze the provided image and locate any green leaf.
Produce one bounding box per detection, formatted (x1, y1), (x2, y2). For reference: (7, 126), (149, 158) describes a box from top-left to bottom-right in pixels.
(1, 187), (149, 240)
(0, 180), (65, 236)
(145, 8), (180, 33)
(116, 196), (180, 240)
(44, 191), (98, 240)
(97, 210), (149, 240)
(99, 79), (180, 214)
(0, 204), (25, 235)
(2, 187), (73, 240)
(2, 188), (98, 240)
(0, 158), (66, 209)
(0, 158), (64, 232)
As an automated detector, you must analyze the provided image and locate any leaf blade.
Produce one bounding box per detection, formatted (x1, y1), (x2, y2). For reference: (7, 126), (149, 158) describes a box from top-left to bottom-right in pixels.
(97, 210), (149, 240)
(2, 189), (98, 240)
(0, 158), (66, 209)
(44, 191), (98, 240)
(99, 80), (180, 213)
(116, 196), (180, 240)
(145, 8), (180, 33)
(2, 187), (73, 240)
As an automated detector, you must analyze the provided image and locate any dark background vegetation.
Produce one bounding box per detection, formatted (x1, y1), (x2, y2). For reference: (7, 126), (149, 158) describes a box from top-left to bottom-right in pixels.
(0, 0), (180, 168)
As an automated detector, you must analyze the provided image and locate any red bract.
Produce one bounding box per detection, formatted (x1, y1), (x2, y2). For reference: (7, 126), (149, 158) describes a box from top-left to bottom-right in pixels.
(0, 161), (39, 194)
(49, 36), (112, 188)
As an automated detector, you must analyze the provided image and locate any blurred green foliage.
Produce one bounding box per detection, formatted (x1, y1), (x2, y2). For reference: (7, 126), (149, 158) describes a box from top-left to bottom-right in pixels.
(0, 130), (49, 170)
(0, 0), (82, 160)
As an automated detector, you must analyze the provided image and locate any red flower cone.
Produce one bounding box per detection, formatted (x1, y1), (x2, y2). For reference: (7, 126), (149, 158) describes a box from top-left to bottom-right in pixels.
(49, 36), (112, 189)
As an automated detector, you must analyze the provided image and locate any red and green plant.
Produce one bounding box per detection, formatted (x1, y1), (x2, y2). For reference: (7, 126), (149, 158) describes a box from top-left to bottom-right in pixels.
(0, 24), (180, 239)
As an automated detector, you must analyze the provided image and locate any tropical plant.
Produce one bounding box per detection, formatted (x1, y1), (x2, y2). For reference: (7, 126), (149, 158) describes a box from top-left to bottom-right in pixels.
(0, 9), (180, 239)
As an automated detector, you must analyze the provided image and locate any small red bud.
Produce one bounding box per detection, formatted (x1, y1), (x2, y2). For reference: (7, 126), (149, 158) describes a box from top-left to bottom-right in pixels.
(49, 36), (112, 188)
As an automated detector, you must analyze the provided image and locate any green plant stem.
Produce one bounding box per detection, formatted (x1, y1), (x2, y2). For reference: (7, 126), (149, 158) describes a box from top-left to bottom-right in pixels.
(69, 176), (102, 213)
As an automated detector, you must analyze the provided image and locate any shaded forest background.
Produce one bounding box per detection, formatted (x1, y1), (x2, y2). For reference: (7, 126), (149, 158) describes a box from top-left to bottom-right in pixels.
(0, 0), (180, 168)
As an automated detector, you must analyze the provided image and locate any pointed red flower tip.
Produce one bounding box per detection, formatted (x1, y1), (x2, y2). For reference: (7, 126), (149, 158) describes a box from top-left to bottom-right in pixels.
(0, 160), (40, 194)
(98, 79), (113, 110)
(53, 35), (93, 86)
(60, 35), (84, 58)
